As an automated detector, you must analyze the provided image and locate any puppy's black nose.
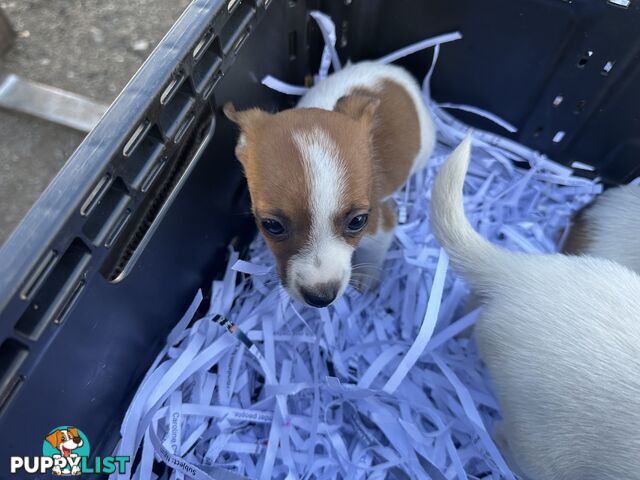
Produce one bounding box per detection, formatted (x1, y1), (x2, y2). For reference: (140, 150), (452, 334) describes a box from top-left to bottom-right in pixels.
(300, 284), (339, 308)
(73, 437), (82, 445)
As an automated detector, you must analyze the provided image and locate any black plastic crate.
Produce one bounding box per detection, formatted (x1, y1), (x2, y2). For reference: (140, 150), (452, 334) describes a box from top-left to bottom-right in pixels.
(1, 0), (639, 473)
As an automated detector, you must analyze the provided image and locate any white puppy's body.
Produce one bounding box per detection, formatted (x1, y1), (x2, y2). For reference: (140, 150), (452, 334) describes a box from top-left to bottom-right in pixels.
(297, 61), (436, 172)
(431, 136), (640, 480)
(564, 184), (640, 273)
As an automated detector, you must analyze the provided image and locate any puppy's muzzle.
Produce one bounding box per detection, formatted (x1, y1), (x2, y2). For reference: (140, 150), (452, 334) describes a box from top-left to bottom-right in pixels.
(300, 282), (339, 308)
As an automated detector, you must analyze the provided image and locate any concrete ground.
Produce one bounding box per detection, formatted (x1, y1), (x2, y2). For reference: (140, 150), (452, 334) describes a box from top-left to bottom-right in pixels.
(0, 0), (190, 246)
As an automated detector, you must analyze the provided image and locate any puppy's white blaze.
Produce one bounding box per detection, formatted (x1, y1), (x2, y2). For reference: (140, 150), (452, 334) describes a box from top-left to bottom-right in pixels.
(290, 128), (353, 294)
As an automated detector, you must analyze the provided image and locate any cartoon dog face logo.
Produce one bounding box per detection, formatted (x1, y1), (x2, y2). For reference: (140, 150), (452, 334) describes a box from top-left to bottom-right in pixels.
(46, 428), (83, 457)
(44, 427), (87, 476)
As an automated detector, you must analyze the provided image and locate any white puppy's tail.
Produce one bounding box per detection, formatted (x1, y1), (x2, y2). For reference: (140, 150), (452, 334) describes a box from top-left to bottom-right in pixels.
(430, 134), (505, 289)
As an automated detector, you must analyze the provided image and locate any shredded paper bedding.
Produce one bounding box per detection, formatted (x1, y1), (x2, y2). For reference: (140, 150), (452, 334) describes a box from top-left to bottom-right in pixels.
(115, 13), (602, 480)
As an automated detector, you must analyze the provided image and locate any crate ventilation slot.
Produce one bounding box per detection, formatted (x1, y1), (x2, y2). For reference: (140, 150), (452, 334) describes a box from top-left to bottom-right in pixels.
(577, 50), (593, 68)
(0, 339), (28, 414)
(175, 114), (196, 145)
(123, 132), (165, 192)
(140, 159), (166, 193)
(608, 0), (630, 7)
(20, 249), (59, 301)
(161, 71), (187, 106)
(158, 81), (196, 142)
(103, 113), (215, 283)
(552, 131), (566, 143)
(123, 120), (152, 157)
(602, 60), (616, 75)
(193, 28), (216, 62)
(219, 3), (255, 56)
(227, 0), (241, 13)
(233, 30), (249, 55)
(80, 173), (112, 217)
(82, 177), (131, 247)
(15, 239), (91, 341)
(193, 38), (223, 99)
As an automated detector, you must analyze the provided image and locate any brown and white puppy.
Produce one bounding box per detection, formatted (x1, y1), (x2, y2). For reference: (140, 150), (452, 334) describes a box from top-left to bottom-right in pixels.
(563, 184), (640, 273)
(225, 61), (435, 307)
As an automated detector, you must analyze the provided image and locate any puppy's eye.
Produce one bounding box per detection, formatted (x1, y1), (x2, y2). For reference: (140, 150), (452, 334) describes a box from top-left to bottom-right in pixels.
(346, 214), (369, 233)
(261, 218), (286, 237)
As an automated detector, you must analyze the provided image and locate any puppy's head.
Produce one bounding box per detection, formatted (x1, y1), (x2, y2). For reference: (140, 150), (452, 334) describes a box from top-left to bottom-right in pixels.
(224, 95), (379, 307)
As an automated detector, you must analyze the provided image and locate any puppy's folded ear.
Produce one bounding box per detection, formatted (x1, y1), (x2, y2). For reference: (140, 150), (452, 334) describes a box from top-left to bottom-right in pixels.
(223, 103), (271, 166)
(223, 102), (270, 130)
(223, 102), (239, 123)
(334, 94), (380, 124)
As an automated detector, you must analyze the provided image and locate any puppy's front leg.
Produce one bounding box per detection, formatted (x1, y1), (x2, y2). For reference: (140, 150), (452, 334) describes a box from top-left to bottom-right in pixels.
(352, 201), (396, 292)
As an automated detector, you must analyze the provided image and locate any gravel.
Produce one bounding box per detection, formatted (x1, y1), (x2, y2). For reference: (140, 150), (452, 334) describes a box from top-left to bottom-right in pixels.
(0, 0), (190, 245)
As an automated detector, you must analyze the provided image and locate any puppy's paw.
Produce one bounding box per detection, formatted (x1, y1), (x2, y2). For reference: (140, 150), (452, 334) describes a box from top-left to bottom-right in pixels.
(71, 465), (81, 475)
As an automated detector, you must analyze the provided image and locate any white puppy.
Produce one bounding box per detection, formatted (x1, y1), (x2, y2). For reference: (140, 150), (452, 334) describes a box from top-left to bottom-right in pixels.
(563, 184), (640, 273)
(430, 135), (640, 480)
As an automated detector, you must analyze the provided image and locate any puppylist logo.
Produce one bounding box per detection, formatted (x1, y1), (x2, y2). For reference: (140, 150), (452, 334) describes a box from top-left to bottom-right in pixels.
(10, 426), (131, 476)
